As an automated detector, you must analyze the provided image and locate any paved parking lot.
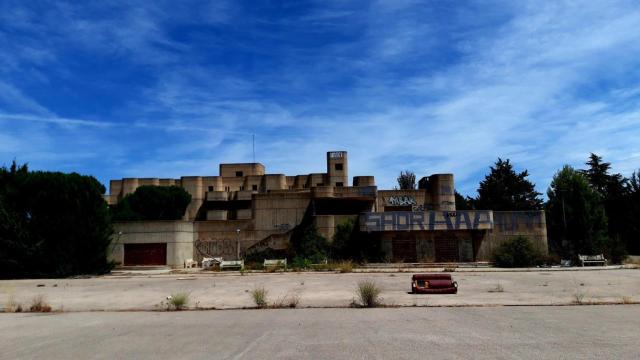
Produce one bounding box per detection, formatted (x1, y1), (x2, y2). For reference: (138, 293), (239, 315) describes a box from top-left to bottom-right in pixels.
(2, 306), (639, 359)
(1, 268), (638, 311)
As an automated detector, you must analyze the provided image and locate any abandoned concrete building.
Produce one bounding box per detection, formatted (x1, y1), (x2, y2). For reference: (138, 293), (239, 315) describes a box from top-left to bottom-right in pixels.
(107, 151), (548, 267)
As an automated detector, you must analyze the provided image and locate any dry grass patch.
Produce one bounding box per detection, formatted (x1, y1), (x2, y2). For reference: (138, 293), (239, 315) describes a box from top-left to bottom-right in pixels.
(29, 295), (52, 312)
(4, 295), (22, 313)
(272, 293), (301, 308)
(251, 286), (268, 308)
(337, 261), (353, 273)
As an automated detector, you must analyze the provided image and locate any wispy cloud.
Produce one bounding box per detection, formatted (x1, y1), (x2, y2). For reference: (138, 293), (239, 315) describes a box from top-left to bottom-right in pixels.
(1, 0), (640, 196)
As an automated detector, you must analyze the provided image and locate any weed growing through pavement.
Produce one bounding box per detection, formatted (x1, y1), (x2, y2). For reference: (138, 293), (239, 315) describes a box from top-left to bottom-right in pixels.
(166, 292), (190, 310)
(354, 280), (382, 308)
(29, 295), (52, 312)
(251, 286), (268, 308)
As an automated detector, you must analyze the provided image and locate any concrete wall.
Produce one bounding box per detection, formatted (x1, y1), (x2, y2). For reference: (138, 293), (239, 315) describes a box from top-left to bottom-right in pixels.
(111, 221), (195, 268)
(219, 163), (265, 177)
(477, 211), (548, 260)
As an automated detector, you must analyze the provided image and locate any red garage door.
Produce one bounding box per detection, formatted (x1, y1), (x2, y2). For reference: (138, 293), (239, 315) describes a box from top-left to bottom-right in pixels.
(124, 243), (167, 266)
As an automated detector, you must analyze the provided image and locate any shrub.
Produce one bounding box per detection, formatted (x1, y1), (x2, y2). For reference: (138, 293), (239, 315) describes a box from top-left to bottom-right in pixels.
(251, 286), (268, 308)
(291, 257), (312, 270)
(244, 248), (287, 264)
(492, 236), (540, 268)
(167, 292), (189, 310)
(355, 280), (382, 307)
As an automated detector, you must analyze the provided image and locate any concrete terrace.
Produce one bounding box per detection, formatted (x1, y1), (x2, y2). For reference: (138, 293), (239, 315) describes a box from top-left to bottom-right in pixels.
(1, 268), (638, 312)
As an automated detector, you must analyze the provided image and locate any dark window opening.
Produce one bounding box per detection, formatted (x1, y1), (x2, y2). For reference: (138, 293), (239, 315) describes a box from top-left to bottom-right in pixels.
(252, 184), (258, 191)
(336, 182), (344, 187)
(240, 186), (244, 191)
(235, 171), (243, 177)
(208, 186), (214, 191)
(335, 163), (343, 171)
(316, 183), (323, 187)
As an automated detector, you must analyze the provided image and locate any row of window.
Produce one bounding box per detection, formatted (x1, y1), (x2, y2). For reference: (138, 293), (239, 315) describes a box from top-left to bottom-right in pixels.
(233, 163), (343, 178)
(206, 181), (344, 192)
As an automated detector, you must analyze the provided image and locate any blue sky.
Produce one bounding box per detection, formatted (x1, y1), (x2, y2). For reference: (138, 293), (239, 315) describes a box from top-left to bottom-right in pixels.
(1, 1), (640, 196)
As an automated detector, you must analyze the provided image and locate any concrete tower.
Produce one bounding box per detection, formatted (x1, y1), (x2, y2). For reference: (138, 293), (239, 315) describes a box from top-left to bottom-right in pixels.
(326, 151), (348, 187)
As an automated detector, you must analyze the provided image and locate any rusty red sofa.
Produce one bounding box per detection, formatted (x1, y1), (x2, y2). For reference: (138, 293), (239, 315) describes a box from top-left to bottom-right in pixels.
(411, 273), (458, 294)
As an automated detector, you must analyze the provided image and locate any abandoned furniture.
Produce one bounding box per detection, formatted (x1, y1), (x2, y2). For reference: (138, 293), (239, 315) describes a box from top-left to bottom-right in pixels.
(411, 273), (458, 294)
(578, 254), (607, 267)
(184, 259), (198, 268)
(264, 259), (287, 270)
(220, 260), (244, 271)
(202, 257), (223, 270)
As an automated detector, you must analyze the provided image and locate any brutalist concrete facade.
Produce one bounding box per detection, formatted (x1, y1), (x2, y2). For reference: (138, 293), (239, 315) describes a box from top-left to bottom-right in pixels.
(108, 151), (548, 267)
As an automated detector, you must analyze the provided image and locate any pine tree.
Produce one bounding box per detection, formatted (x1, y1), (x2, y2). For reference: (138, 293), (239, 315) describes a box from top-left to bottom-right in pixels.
(546, 166), (609, 259)
(472, 158), (542, 211)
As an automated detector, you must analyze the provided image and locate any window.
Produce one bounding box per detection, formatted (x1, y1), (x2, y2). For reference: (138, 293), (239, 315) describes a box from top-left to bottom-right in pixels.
(336, 182), (343, 187)
(335, 163), (343, 171)
(240, 186), (244, 191)
(252, 184), (258, 191)
(225, 186), (230, 191)
(235, 171), (243, 177)
(316, 183), (323, 187)
(208, 186), (214, 191)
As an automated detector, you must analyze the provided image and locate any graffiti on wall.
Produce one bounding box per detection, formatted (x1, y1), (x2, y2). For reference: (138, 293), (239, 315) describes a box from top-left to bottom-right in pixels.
(386, 196), (417, 206)
(360, 211), (493, 232)
(494, 212), (545, 232)
(195, 239), (238, 257)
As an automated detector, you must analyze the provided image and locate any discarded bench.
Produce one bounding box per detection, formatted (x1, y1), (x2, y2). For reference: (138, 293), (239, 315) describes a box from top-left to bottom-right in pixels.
(578, 254), (607, 267)
(220, 260), (244, 271)
(264, 259), (287, 270)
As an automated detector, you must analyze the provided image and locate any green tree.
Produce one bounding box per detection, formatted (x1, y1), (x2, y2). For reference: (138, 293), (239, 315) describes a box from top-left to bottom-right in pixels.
(111, 185), (191, 221)
(455, 191), (473, 210)
(397, 170), (416, 190)
(581, 153), (630, 262)
(0, 162), (114, 278)
(289, 224), (329, 263)
(472, 158), (542, 211)
(628, 171), (640, 254)
(546, 166), (609, 259)
(331, 219), (355, 260)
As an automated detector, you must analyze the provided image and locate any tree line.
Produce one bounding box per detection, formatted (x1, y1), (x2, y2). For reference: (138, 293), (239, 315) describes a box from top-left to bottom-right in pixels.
(399, 153), (640, 262)
(0, 162), (191, 279)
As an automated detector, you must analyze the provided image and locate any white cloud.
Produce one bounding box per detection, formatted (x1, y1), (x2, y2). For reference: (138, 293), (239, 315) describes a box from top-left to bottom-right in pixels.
(1, 0), (640, 197)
